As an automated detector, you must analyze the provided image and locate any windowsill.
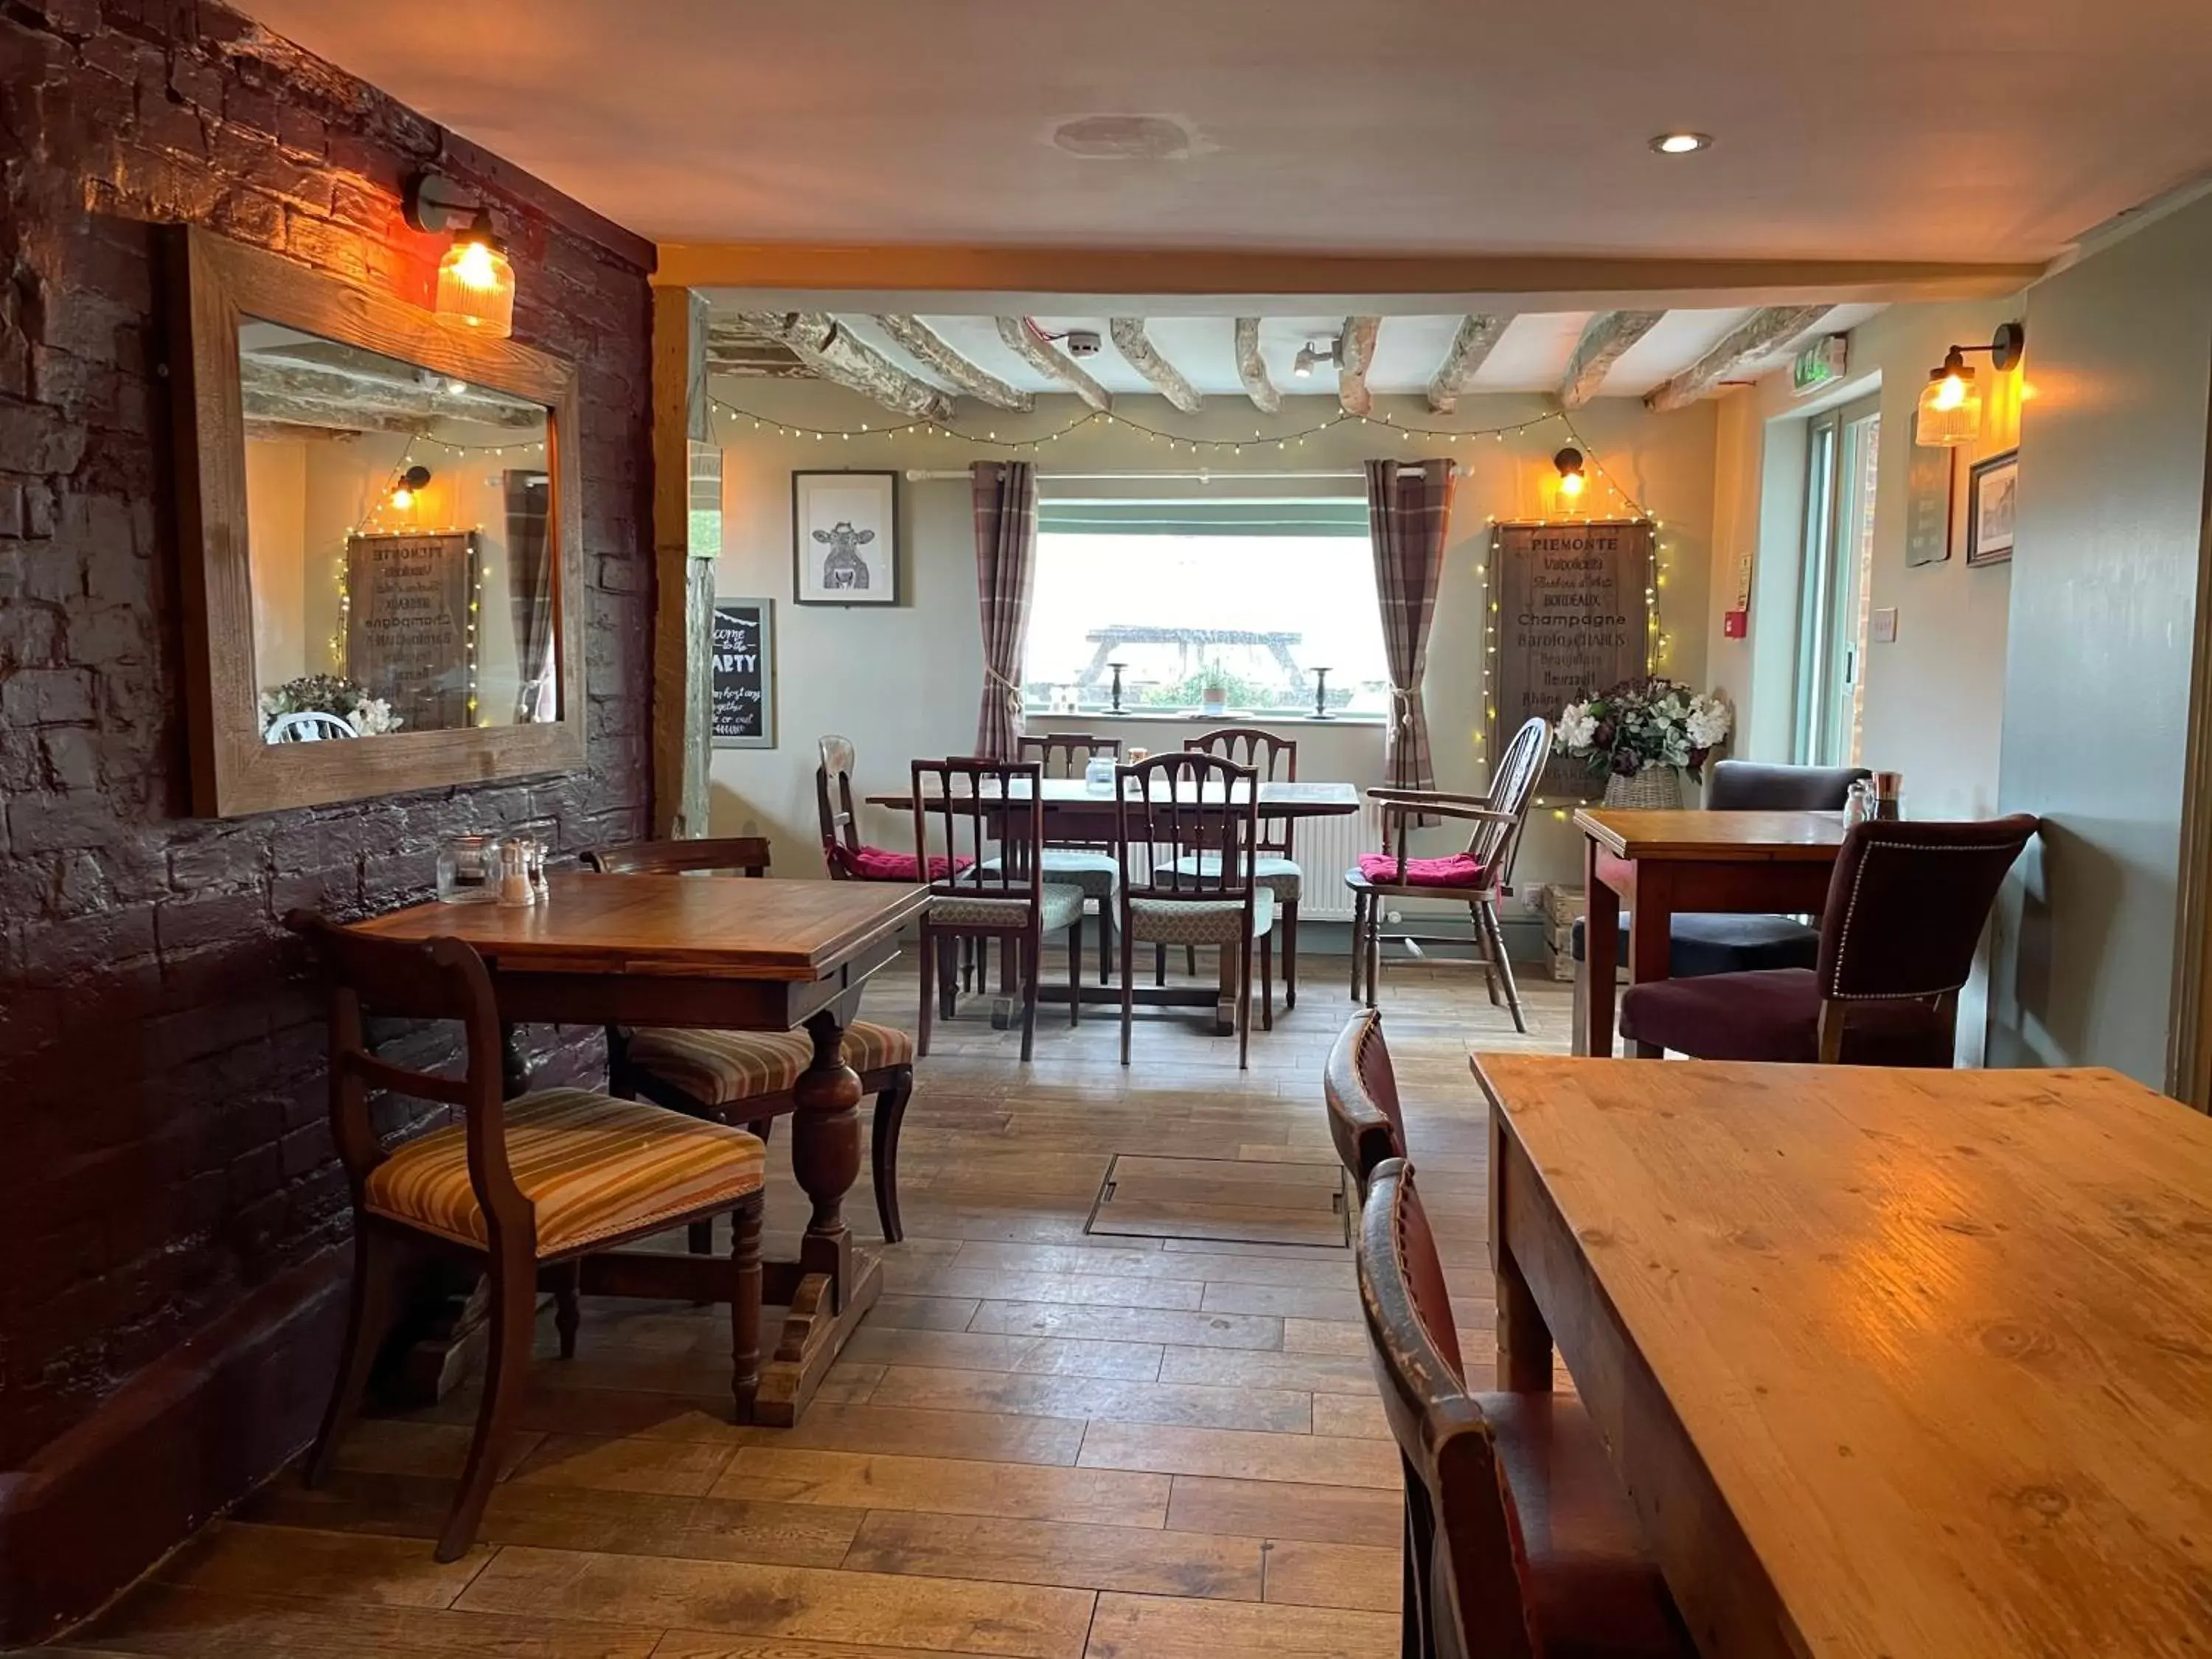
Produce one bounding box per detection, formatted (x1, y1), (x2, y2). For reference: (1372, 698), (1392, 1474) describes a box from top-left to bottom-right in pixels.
(1026, 711), (1390, 728)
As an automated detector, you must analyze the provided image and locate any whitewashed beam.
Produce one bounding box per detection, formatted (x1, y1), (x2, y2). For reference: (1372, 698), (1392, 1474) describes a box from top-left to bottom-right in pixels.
(873, 314), (1034, 410)
(1338, 316), (1380, 417)
(1559, 310), (1665, 408)
(1232, 318), (1280, 414)
(1108, 319), (1203, 413)
(995, 316), (1111, 411)
(703, 323), (810, 378)
(237, 358), (543, 431)
(1643, 305), (1832, 412)
(734, 310), (954, 420)
(1425, 315), (1507, 413)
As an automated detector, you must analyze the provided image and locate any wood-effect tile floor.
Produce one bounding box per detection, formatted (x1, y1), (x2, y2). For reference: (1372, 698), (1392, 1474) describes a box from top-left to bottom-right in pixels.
(66, 953), (1571, 1659)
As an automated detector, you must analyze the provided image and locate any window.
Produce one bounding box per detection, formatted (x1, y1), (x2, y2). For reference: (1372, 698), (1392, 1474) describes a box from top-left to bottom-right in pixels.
(1792, 396), (1881, 766)
(1022, 499), (1389, 717)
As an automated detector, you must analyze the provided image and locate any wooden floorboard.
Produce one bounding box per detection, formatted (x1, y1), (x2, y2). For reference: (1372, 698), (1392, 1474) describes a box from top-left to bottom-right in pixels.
(77, 956), (1565, 1658)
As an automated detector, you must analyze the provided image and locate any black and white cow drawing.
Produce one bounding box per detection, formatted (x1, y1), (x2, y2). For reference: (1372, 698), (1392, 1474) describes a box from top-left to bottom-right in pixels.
(812, 521), (874, 591)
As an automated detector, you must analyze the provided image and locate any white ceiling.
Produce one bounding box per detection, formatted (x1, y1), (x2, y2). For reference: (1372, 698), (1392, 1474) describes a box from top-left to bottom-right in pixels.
(825, 307), (1884, 399)
(242, 0), (2212, 264)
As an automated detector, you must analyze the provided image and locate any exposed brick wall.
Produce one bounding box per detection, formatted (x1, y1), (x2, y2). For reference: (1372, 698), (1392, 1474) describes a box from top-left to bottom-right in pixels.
(0, 0), (655, 1464)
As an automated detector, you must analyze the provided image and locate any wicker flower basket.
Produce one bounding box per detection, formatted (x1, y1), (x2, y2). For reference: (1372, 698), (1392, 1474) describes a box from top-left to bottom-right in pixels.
(1601, 766), (1683, 810)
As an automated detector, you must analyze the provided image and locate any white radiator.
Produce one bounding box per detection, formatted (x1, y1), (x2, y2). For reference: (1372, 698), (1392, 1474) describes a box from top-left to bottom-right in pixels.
(1294, 801), (1382, 921)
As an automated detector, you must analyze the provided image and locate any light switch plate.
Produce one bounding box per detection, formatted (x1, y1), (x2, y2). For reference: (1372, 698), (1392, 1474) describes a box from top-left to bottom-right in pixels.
(1871, 607), (1899, 643)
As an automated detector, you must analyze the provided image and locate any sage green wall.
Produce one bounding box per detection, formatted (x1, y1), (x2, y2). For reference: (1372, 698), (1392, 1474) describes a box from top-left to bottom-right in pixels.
(1987, 194), (2212, 1084)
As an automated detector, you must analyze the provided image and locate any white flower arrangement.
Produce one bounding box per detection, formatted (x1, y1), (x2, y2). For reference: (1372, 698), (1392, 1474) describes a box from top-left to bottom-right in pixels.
(259, 674), (405, 740)
(1555, 677), (1732, 781)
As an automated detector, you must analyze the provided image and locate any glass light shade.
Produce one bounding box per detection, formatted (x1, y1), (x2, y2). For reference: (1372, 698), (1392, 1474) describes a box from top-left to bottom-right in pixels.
(1557, 469), (1587, 498)
(1916, 364), (1980, 447)
(436, 233), (515, 337)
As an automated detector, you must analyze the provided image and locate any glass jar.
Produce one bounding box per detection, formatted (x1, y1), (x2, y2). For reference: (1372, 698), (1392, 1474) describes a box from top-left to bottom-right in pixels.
(437, 833), (503, 903)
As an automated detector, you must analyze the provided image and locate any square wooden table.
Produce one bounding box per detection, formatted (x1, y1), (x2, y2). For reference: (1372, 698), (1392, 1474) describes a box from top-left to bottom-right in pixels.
(1472, 1052), (2212, 1659)
(1575, 807), (1845, 1057)
(351, 871), (928, 1423)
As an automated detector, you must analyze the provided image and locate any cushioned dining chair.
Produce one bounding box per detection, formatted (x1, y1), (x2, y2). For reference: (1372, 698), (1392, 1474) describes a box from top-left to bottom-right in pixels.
(582, 838), (917, 1244)
(1346, 717), (1549, 1029)
(1568, 759), (1869, 1054)
(817, 734), (971, 883)
(287, 914), (768, 1561)
(1168, 727), (1307, 1008)
(913, 757), (1086, 1061)
(1016, 733), (1123, 986)
(1116, 751), (1275, 1068)
(1358, 1157), (1691, 1659)
(1324, 1009), (1406, 1199)
(1619, 813), (2037, 1065)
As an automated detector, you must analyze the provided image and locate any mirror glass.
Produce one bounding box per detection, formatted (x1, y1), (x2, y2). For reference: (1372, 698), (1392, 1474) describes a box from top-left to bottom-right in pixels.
(237, 319), (557, 743)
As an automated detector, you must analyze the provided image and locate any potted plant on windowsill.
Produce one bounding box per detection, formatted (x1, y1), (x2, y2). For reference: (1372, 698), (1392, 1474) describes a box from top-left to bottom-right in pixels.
(1556, 677), (1732, 809)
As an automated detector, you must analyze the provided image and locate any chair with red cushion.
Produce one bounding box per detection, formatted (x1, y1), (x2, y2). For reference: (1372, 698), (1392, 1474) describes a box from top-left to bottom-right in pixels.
(1344, 717), (1549, 1027)
(1619, 813), (2037, 1065)
(1358, 1156), (1691, 1659)
(817, 734), (970, 883)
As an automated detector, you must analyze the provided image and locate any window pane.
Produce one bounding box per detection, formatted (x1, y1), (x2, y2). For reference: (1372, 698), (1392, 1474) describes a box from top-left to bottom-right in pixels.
(1023, 529), (1389, 714)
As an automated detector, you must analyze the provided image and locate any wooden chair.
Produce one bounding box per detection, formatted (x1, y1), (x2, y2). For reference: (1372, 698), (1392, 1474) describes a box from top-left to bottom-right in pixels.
(286, 914), (768, 1561)
(1346, 717), (1548, 1029)
(1324, 1009), (1406, 1198)
(818, 734), (969, 883)
(582, 838), (917, 1244)
(1116, 751), (1274, 1068)
(1619, 814), (2037, 1065)
(1017, 732), (1123, 986)
(1357, 1157), (1691, 1659)
(912, 758), (1086, 1061)
(1165, 727), (1306, 1007)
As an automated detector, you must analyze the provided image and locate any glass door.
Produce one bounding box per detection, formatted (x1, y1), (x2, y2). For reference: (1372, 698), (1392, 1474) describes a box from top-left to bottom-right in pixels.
(1792, 395), (1882, 766)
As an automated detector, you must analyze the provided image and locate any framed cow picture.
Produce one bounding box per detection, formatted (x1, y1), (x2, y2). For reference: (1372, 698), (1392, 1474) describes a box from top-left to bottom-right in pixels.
(792, 470), (898, 605)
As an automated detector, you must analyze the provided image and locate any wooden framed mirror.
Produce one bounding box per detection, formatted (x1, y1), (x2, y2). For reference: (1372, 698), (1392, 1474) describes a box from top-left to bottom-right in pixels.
(167, 226), (585, 818)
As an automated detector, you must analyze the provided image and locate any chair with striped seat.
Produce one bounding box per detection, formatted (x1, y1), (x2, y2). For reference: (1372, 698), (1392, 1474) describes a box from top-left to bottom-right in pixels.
(585, 838), (917, 1243)
(1017, 732), (1124, 986)
(1116, 751), (1276, 1068)
(1165, 728), (1307, 1007)
(287, 914), (768, 1562)
(913, 757), (1087, 1061)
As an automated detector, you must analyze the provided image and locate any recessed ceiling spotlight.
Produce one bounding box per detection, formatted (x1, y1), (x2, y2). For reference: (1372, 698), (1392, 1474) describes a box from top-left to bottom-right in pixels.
(1051, 115), (1193, 160)
(1649, 131), (1712, 155)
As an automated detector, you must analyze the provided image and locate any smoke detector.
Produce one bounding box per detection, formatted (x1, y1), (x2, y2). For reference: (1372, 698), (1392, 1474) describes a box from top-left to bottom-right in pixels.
(1064, 330), (1102, 358)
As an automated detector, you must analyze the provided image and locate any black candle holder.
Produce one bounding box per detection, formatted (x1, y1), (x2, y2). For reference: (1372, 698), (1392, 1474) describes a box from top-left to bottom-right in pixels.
(1107, 661), (1127, 714)
(1310, 667), (1332, 720)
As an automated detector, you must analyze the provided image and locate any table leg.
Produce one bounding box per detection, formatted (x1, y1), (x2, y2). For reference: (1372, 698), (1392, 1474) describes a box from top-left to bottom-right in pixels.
(1489, 1111), (1554, 1392)
(1628, 866), (1673, 1060)
(499, 1022), (529, 1099)
(755, 1004), (883, 1425)
(1581, 835), (1621, 1059)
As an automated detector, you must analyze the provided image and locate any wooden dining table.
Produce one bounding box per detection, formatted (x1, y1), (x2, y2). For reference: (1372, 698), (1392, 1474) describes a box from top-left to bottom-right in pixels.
(350, 870), (928, 1424)
(1576, 807), (1845, 1058)
(866, 776), (1361, 1032)
(1472, 1052), (2212, 1659)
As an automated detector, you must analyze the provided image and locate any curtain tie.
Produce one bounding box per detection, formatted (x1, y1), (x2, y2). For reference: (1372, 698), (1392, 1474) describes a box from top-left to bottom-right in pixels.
(1386, 686), (1416, 754)
(985, 667), (1024, 726)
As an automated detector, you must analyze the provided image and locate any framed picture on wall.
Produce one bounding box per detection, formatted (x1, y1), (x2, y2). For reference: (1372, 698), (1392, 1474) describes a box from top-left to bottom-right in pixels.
(793, 470), (898, 605)
(1966, 450), (2019, 566)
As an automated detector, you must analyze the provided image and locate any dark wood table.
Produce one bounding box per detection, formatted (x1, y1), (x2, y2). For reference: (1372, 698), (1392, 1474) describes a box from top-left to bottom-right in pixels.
(1575, 807), (1844, 1057)
(1472, 1052), (2212, 1659)
(352, 871), (928, 1424)
(868, 777), (1361, 1031)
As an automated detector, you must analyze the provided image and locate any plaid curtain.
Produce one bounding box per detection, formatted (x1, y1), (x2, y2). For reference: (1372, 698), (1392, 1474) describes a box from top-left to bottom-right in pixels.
(1366, 459), (1454, 811)
(504, 471), (555, 722)
(973, 460), (1037, 759)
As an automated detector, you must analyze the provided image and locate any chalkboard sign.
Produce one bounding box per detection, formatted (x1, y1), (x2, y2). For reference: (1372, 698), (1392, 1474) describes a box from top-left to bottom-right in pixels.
(712, 597), (775, 748)
(1489, 520), (1652, 799)
(346, 530), (476, 731)
(1904, 410), (1955, 566)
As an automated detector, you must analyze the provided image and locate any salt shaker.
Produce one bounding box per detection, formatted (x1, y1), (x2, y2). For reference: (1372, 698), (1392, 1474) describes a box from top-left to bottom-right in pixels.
(497, 839), (535, 908)
(1843, 779), (1873, 828)
(527, 838), (550, 901)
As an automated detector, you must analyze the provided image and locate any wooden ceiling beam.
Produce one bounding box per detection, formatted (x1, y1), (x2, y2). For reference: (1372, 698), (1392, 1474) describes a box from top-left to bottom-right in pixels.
(733, 310), (955, 419)
(995, 316), (1111, 411)
(872, 314), (1033, 410)
(1107, 319), (1202, 413)
(1338, 316), (1380, 417)
(1644, 305), (1833, 411)
(1560, 310), (1665, 408)
(1425, 314), (1507, 413)
(1232, 318), (1280, 414)
(237, 356), (543, 432)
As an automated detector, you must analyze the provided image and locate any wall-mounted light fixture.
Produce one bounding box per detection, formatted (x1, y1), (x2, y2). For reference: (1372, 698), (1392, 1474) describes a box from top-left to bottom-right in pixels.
(389, 463), (432, 512)
(406, 173), (515, 338)
(1915, 322), (2025, 448)
(1292, 338), (1342, 380)
(1554, 447), (1587, 498)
